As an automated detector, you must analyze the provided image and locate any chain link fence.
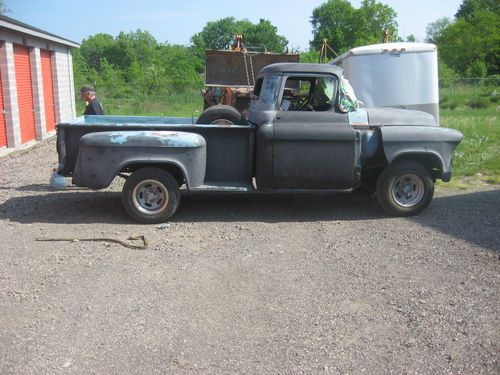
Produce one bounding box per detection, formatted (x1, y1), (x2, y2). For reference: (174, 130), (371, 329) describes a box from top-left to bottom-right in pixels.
(439, 78), (499, 109)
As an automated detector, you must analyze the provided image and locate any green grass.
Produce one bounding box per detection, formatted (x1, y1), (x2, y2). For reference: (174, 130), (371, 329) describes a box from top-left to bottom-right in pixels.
(441, 106), (500, 184)
(76, 90), (203, 117)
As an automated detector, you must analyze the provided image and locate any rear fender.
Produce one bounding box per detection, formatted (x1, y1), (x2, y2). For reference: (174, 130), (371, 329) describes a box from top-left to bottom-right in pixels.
(72, 131), (206, 189)
(380, 126), (463, 181)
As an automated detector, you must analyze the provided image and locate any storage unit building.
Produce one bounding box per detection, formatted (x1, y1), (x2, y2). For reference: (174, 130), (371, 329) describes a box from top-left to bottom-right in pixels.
(0, 15), (79, 152)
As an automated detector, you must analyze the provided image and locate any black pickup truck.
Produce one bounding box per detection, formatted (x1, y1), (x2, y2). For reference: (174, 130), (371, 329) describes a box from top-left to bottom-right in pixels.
(53, 63), (463, 223)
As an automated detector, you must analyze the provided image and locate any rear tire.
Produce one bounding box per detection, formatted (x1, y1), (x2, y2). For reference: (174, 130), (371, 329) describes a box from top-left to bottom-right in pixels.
(196, 104), (247, 125)
(376, 160), (434, 216)
(122, 167), (180, 223)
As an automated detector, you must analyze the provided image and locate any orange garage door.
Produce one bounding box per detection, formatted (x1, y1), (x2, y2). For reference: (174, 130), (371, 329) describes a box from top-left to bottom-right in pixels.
(0, 66), (6, 148)
(40, 49), (56, 132)
(13, 45), (35, 144)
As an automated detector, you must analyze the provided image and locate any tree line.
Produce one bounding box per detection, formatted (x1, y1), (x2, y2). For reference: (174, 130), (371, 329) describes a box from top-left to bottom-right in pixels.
(72, 0), (499, 100)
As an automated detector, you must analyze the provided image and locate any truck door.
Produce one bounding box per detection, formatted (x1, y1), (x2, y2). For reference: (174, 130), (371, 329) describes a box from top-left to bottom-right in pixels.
(272, 75), (357, 189)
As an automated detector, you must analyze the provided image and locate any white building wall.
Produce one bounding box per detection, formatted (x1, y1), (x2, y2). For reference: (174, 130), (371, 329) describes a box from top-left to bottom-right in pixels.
(52, 47), (75, 123)
(29, 47), (47, 140)
(0, 41), (21, 148)
(0, 28), (77, 151)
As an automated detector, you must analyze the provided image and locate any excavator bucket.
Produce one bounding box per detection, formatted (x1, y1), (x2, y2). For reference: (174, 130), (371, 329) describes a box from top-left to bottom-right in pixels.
(204, 50), (300, 87)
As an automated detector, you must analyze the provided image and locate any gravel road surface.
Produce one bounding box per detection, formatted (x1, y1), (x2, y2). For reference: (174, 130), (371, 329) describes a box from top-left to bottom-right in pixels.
(0, 138), (499, 374)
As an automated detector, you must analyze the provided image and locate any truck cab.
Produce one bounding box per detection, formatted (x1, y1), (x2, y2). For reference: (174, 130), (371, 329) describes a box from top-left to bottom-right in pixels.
(249, 63), (360, 191)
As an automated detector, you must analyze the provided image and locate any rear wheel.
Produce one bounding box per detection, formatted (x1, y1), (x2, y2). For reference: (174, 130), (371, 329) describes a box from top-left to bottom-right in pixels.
(196, 104), (247, 125)
(376, 161), (434, 216)
(122, 167), (180, 223)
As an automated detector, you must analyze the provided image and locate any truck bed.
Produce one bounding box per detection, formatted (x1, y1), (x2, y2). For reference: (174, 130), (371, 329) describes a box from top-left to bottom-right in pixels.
(57, 115), (255, 186)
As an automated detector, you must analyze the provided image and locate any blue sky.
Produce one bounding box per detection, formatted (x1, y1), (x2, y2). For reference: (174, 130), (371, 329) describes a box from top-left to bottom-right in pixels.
(5, 0), (462, 49)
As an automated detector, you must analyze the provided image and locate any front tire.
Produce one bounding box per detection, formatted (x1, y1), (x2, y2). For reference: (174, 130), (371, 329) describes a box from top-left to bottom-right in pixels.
(376, 161), (434, 216)
(122, 168), (180, 223)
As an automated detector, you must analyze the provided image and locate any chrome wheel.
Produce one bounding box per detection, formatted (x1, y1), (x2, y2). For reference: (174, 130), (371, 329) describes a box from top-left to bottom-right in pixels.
(391, 173), (425, 207)
(132, 179), (169, 215)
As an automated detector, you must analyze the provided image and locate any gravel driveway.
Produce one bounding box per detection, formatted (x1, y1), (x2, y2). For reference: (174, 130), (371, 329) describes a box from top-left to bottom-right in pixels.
(0, 138), (499, 374)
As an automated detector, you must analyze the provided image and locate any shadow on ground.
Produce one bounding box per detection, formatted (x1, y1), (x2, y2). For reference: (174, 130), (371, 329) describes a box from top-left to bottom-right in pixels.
(411, 189), (500, 252)
(0, 188), (498, 250)
(0, 189), (382, 225)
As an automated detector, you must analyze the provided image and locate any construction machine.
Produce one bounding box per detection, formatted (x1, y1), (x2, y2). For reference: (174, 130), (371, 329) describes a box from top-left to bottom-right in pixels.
(201, 35), (299, 119)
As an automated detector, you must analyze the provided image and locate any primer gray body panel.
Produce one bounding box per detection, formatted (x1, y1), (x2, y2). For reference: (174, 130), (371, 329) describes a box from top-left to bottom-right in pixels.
(380, 126), (463, 181)
(366, 108), (437, 126)
(72, 131), (206, 189)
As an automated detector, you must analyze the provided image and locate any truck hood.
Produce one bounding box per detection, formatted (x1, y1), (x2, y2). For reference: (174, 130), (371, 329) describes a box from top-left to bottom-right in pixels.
(366, 107), (438, 126)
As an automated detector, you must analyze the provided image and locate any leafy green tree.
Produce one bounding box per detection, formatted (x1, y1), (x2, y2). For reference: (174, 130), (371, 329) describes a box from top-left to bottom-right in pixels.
(234, 19), (288, 52)
(310, 0), (358, 53)
(425, 17), (451, 44)
(79, 33), (116, 72)
(405, 34), (416, 42)
(455, 0), (499, 20)
(191, 17), (239, 54)
(357, 0), (398, 44)
(438, 58), (460, 80)
(437, 10), (499, 75)
(299, 50), (321, 63)
(465, 60), (488, 78)
(310, 0), (398, 53)
(74, 30), (205, 101)
(124, 30), (158, 65)
(191, 17), (288, 53)
(158, 44), (203, 90)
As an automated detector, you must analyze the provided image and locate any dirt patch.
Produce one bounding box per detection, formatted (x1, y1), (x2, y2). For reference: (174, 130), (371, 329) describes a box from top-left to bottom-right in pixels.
(1, 138), (499, 374)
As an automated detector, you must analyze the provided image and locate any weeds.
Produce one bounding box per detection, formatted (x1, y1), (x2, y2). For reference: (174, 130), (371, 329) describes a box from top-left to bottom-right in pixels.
(466, 98), (490, 109)
(441, 107), (499, 183)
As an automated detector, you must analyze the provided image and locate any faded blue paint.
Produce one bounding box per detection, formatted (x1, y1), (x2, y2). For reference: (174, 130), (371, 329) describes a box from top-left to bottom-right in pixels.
(109, 133), (129, 144)
(62, 115), (250, 129)
(81, 130), (206, 148)
(82, 115), (196, 125)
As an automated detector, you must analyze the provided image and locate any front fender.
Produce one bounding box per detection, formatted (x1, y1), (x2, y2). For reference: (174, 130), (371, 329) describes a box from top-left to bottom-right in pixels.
(72, 131), (206, 189)
(380, 126), (463, 181)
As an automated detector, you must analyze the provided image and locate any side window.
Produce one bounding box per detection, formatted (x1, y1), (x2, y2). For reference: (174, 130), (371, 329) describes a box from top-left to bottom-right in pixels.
(280, 76), (337, 112)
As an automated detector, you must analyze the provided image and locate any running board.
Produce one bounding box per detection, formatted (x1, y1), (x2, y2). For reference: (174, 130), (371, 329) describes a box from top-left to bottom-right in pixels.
(189, 184), (254, 192)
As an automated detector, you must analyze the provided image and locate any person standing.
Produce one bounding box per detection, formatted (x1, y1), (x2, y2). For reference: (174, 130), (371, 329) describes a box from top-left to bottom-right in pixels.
(80, 85), (105, 115)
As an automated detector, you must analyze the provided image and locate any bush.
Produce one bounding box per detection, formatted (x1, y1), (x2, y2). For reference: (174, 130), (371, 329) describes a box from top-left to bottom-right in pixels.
(467, 98), (490, 109)
(484, 74), (500, 87)
(440, 99), (458, 110)
(438, 58), (460, 84)
(465, 60), (488, 79)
